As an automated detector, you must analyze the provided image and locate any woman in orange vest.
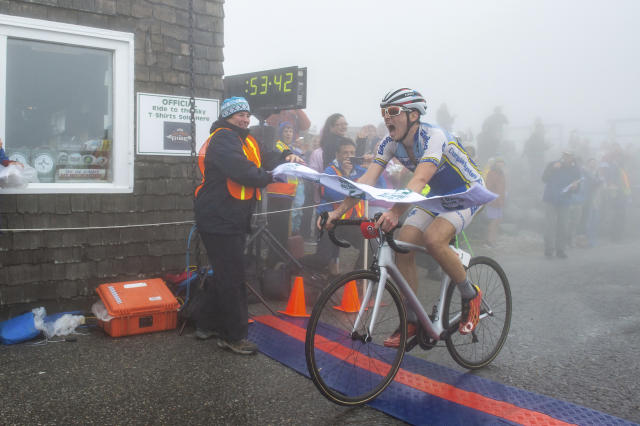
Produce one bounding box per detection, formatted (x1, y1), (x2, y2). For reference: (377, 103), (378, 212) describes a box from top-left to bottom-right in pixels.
(193, 97), (303, 355)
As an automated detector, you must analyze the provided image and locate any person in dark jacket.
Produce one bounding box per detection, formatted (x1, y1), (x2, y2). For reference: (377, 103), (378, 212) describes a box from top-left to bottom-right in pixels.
(193, 97), (302, 355)
(542, 151), (581, 259)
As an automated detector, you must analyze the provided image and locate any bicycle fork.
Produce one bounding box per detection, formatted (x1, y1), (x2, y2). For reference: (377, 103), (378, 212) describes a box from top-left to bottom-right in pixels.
(350, 268), (390, 341)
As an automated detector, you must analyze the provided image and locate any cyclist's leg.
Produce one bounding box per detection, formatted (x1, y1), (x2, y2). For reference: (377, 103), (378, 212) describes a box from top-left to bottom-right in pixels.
(398, 207), (435, 293)
(423, 217), (465, 283)
(383, 209), (431, 347)
(424, 208), (482, 334)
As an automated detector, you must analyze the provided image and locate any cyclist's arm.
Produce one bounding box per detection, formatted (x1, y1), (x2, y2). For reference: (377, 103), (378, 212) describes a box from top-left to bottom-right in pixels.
(378, 128), (444, 231)
(378, 161), (437, 231)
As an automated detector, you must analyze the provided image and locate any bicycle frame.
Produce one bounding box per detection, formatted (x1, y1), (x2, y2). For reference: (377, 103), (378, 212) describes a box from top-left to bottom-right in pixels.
(353, 237), (471, 342)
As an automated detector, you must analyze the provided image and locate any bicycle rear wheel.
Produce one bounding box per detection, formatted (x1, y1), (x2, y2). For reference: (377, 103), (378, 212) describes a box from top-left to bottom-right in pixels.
(305, 270), (406, 406)
(443, 256), (512, 369)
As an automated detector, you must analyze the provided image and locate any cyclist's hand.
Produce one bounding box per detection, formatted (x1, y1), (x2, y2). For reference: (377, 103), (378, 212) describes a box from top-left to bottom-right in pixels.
(317, 210), (339, 230)
(376, 210), (399, 233)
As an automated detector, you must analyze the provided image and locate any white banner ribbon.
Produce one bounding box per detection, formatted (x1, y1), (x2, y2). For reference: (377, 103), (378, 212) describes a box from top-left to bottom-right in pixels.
(272, 163), (497, 213)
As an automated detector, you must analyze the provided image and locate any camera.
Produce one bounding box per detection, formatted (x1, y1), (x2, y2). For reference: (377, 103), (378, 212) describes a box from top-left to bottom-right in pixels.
(347, 156), (366, 165)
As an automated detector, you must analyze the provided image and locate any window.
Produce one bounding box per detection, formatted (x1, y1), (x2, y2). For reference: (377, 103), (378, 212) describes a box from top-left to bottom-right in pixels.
(0, 14), (134, 193)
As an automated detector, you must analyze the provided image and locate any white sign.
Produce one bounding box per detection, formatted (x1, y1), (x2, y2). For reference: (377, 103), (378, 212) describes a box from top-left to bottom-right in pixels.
(136, 93), (219, 156)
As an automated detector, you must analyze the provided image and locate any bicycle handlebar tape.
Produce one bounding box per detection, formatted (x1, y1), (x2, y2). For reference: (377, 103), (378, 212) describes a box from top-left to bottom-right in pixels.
(386, 233), (410, 253)
(328, 228), (351, 248)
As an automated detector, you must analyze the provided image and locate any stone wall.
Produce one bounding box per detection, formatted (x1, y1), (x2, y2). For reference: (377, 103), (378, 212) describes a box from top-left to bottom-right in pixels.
(0, 0), (224, 307)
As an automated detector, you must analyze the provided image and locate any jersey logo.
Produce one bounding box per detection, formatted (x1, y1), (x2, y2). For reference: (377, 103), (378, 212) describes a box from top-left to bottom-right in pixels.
(377, 137), (391, 156)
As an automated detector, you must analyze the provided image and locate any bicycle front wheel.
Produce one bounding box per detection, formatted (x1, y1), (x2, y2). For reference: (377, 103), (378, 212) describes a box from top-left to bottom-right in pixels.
(304, 270), (406, 406)
(443, 256), (512, 369)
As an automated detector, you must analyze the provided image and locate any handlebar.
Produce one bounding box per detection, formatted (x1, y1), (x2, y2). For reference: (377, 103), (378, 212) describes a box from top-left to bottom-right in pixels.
(319, 212), (409, 254)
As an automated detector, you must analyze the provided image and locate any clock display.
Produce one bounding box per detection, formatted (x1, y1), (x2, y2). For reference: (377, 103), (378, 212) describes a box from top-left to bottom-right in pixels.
(224, 66), (307, 113)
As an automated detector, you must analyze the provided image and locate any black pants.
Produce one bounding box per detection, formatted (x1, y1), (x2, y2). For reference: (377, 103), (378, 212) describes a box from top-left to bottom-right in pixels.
(544, 203), (569, 255)
(300, 183), (316, 239)
(195, 231), (248, 342)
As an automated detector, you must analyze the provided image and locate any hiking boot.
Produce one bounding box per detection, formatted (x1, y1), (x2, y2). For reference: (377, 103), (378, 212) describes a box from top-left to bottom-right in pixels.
(459, 285), (482, 335)
(383, 323), (417, 348)
(195, 328), (219, 340)
(217, 338), (258, 355)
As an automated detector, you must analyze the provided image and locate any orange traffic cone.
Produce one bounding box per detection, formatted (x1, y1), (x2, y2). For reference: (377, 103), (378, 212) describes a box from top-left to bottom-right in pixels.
(278, 276), (310, 317)
(334, 280), (361, 313)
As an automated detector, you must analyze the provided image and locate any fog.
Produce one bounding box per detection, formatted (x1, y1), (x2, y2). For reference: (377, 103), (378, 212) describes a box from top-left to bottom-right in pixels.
(224, 0), (640, 142)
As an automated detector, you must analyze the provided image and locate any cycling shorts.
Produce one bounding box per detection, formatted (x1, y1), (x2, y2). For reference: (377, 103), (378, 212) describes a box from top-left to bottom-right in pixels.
(403, 205), (479, 235)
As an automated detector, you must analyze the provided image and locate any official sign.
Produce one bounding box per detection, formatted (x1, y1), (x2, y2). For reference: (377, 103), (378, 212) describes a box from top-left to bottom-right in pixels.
(136, 93), (219, 156)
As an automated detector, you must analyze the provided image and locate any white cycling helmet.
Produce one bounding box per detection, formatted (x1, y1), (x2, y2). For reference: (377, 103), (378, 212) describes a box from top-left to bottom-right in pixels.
(380, 88), (427, 115)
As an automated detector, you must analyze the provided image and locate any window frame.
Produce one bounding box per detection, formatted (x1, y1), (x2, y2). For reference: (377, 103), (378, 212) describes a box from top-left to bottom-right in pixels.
(0, 13), (134, 194)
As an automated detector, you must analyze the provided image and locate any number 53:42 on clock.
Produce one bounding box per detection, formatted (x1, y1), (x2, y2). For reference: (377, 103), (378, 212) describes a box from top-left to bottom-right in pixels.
(246, 72), (293, 96)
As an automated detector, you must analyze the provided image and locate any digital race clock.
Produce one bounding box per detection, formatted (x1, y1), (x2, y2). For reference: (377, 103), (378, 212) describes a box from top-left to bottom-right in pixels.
(224, 66), (307, 114)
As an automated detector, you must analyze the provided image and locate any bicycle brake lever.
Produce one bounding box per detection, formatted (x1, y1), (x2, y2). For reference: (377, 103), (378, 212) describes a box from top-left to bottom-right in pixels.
(317, 211), (329, 241)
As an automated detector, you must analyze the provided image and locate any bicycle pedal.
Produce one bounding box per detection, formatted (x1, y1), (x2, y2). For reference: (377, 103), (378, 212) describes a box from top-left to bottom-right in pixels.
(405, 336), (418, 352)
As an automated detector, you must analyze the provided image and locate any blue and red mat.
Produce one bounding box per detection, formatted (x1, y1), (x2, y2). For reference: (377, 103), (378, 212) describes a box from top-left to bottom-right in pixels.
(248, 315), (636, 426)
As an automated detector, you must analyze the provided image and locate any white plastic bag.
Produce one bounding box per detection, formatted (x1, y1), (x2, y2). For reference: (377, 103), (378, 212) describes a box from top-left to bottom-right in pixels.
(0, 164), (38, 188)
(91, 300), (114, 322)
(32, 307), (86, 339)
(43, 314), (85, 338)
(32, 307), (46, 331)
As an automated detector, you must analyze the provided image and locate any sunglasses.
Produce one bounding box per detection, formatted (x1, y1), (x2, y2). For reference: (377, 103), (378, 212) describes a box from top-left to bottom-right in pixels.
(381, 106), (409, 118)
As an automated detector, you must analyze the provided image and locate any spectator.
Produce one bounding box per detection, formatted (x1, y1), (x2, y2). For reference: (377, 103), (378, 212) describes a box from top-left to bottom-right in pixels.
(299, 135), (318, 240)
(575, 158), (604, 247)
(319, 113), (349, 170)
(302, 137), (366, 275)
(355, 124), (379, 158)
(0, 137), (23, 168)
(266, 109), (311, 141)
(265, 122), (300, 266)
(308, 114), (349, 215)
(484, 157), (506, 248)
(522, 118), (550, 182)
(541, 151), (581, 259)
(290, 137), (307, 236)
(477, 107), (508, 167)
(0, 136), (24, 231)
(601, 143), (631, 242)
(436, 103), (455, 133)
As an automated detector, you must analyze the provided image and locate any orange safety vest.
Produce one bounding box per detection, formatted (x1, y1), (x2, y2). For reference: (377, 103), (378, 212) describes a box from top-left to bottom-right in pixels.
(195, 127), (262, 200)
(322, 165), (364, 219)
(266, 140), (297, 197)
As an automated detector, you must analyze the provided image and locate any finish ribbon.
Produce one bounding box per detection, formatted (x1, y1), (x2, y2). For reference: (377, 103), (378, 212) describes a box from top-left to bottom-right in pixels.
(272, 163), (497, 214)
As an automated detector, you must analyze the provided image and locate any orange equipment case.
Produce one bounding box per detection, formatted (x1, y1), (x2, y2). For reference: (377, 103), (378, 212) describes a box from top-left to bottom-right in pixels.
(95, 278), (180, 337)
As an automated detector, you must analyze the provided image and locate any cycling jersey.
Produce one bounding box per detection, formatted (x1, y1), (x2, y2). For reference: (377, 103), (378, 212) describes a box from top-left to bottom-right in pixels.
(373, 122), (483, 196)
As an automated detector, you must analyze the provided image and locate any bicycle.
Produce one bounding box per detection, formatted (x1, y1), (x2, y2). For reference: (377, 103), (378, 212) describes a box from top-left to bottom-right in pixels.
(304, 214), (512, 406)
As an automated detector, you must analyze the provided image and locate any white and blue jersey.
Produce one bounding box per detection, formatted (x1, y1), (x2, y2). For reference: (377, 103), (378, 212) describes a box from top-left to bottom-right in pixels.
(373, 122), (484, 197)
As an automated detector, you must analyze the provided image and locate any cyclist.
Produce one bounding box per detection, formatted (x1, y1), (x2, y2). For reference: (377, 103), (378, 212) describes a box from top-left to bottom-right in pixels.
(321, 88), (485, 347)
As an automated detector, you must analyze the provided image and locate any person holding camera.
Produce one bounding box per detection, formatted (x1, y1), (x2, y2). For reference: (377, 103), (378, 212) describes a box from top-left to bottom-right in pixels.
(302, 136), (367, 275)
